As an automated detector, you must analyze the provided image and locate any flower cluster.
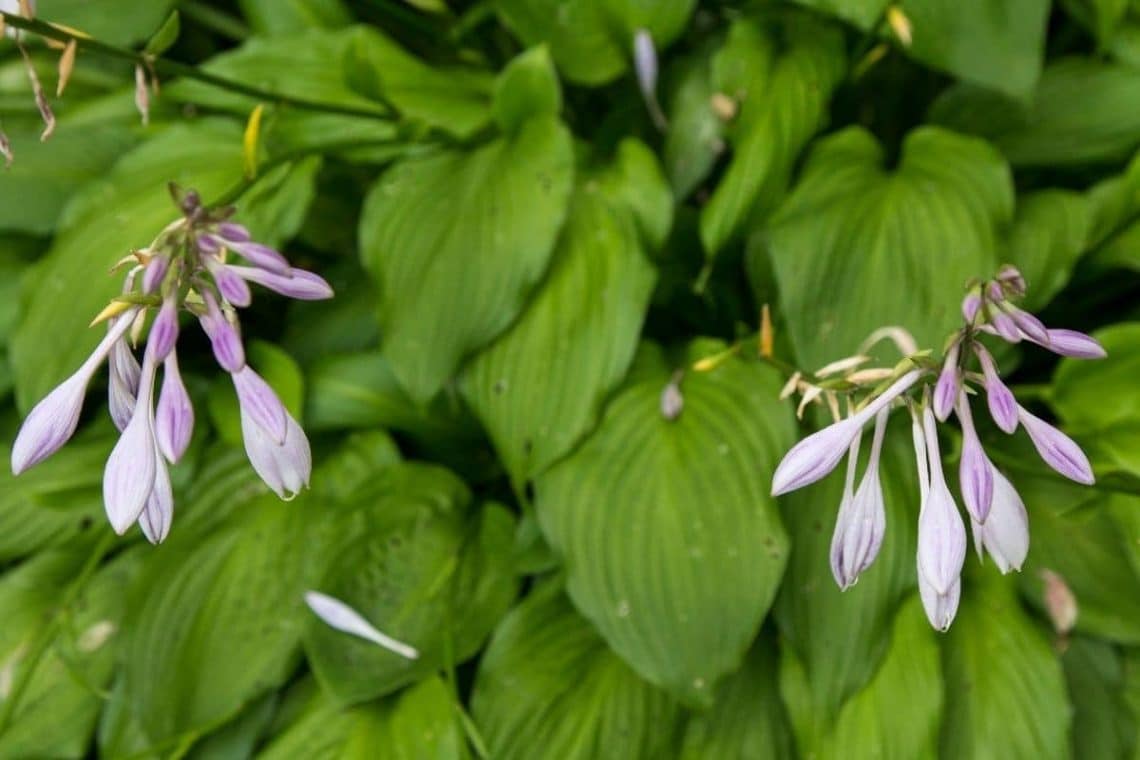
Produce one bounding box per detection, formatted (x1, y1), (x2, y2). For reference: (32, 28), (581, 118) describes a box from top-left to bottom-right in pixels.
(770, 266), (1104, 631)
(11, 187), (333, 543)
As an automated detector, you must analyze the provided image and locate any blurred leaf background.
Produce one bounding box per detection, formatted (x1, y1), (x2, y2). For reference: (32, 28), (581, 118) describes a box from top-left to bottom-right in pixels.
(0, 0), (1138, 758)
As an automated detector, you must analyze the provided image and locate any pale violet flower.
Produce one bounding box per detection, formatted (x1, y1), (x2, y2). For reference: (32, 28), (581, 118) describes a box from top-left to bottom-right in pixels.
(632, 29), (666, 130)
(973, 466), (1029, 573)
(1029, 328), (1106, 359)
(974, 344), (1018, 434)
(154, 354), (193, 464)
(240, 404), (310, 500)
(103, 342), (159, 534)
(916, 405), (966, 631)
(932, 341), (960, 422)
(304, 591), (419, 660)
(830, 407), (888, 590)
(955, 392), (994, 523)
(1018, 405), (1095, 485)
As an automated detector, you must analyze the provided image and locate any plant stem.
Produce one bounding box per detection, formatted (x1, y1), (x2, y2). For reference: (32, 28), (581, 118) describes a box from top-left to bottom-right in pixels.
(0, 12), (395, 121)
(0, 530), (117, 739)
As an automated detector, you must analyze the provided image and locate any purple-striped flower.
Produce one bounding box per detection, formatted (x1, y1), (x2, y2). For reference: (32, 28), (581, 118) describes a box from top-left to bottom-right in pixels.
(932, 341), (960, 422)
(1018, 405), (1095, 484)
(972, 466), (1029, 573)
(155, 353), (193, 464)
(104, 340), (159, 534)
(974, 344), (1018, 434)
(1029, 328), (1106, 359)
(955, 392), (994, 523)
(916, 405), (966, 631)
(830, 407), (888, 590)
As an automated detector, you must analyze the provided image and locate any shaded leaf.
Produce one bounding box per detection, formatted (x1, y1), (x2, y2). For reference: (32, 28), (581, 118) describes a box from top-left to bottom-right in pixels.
(237, 0), (351, 36)
(1052, 323), (1140, 430)
(1064, 636), (1137, 760)
(493, 46), (562, 134)
(1003, 190), (1090, 312)
(39, 0), (175, 45)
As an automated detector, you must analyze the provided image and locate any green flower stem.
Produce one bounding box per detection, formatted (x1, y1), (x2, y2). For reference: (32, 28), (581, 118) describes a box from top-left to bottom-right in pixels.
(0, 12), (397, 120)
(0, 530), (118, 740)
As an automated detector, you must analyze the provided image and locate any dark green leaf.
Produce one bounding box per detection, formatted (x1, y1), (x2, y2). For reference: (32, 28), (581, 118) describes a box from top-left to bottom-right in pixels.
(1064, 636), (1137, 759)
(1003, 190), (1090, 312)
(237, 0), (351, 36)
(39, 0), (175, 45)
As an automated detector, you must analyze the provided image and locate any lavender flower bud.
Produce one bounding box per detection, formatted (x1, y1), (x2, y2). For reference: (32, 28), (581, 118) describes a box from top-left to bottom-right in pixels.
(138, 444), (173, 544)
(12, 309), (138, 474)
(240, 403), (311, 500)
(108, 333), (140, 433)
(932, 342), (960, 422)
(1029, 329), (1106, 359)
(155, 353), (193, 463)
(771, 370), (921, 496)
(148, 299), (179, 362)
(232, 365), (288, 445)
(830, 407), (888, 590)
(227, 266), (334, 301)
(228, 241), (291, 275)
(1017, 405), (1095, 484)
(989, 309), (1022, 343)
(217, 222), (251, 243)
(961, 292), (981, 323)
(633, 29), (666, 129)
(918, 565), (960, 632)
(1007, 307), (1050, 345)
(974, 344), (1018, 434)
(199, 293), (245, 372)
(104, 345), (159, 534)
(916, 406), (967, 598)
(303, 591), (419, 659)
(142, 255), (169, 295)
(197, 234), (221, 256)
(978, 466), (1029, 573)
(211, 263), (252, 308)
(955, 392), (994, 523)
(996, 265), (1027, 296)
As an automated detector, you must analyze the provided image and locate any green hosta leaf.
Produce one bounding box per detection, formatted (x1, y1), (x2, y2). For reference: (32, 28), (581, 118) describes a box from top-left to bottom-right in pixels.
(940, 571), (1071, 760)
(304, 464), (517, 704)
(679, 636), (794, 759)
(496, 0), (696, 85)
(931, 58), (1140, 167)
(493, 47), (562, 134)
(700, 13), (846, 257)
(782, 597), (943, 760)
(1003, 190), (1091, 312)
(234, 156), (323, 248)
(764, 126), (1012, 369)
(122, 494), (320, 743)
(1064, 637), (1138, 759)
(535, 340), (795, 705)
(773, 424), (922, 742)
(1052, 323), (1140, 430)
(790, 0), (887, 28)
(471, 581), (683, 759)
(460, 140), (662, 486)
(39, 0), (175, 45)
(359, 117), (573, 403)
(10, 120), (245, 411)
(663, 45), (725, 200)
(899, 0), (1049, 100)
(143, 10), (181, 56)
(237, 0), (352, 35)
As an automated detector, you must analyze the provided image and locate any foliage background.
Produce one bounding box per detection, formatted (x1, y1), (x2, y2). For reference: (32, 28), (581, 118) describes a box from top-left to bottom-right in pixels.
(0, 0), (1138, 757)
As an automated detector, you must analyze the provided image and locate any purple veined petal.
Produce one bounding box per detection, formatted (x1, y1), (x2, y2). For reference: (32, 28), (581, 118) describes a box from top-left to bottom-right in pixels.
(141, 255), (169, 295)
(1017, 405), (1095, 485)
(303, 591), (419, 659)
(987, 281), (1005, 302)
(917, 406), (966, 596)
(229, 241), (291, 275)
(138, 443), (173, 544)
(155, 353), (194, 463)
(918, 561), (961, 632)
(831, 407), (889, 590)
(1030, 328), (1107, 359)
(227, 266), (334, 301)
(217, 222), (251, 243)
(932, 342), (960, 422)
(989, 309), (1022, 343)
(961, 292), (982, 323)
(240, 404), (311, 500)
(211, 262), (252, 308)
(232, 365), (287, 445)
(980, 466), (1029, 573)
(974, 344), (1018, 434)
(829, 428), (862, 589)
(147, 298), (179, 362)
(197, 233), (222, 256)
(104, 346), (159, 534)
(772, 370), (922, 496)
(12, 309), (139, 474)
(955, 392), (994, 523)
(1008, 307), (1050, 345)
(108, 330), (141, 433)
(198, 292), (245, 372)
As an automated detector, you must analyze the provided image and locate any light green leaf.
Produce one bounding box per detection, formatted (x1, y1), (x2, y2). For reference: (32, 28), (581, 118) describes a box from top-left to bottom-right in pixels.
(699, 13), (846, 257)
(471, 580), (683, 760)
(535, 340), (795, 705)
(1052, 323), (1140, 430)
(304, 464), (517, 704)
(233, 156), (323, 248)
(790, 0), (887, 28)
(460, 140), (662, 486)
(237, 0), (351, 35)
(931, 58), (1140, 167)
(679, 636), (794, 759)
(941, 571), (1071, 760)
(1064, 636), (1138, 759)
(359, 117), (573, 403)
(764, 126), (1012, 369)
(11, 120), (245, 412)
(773, 424), (922, 744)
(143, 11), (181, 56)
(493, 46), (562, 134)
(1003, 190), (1090, 312)
(39, 0), (175, 45)
(496, 0), (696, 85)
(663, 45), (725, 200)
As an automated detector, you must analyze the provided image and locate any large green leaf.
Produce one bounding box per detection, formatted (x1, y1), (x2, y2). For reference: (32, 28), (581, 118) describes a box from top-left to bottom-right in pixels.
(496, 0), (696, 85)
(931, 58), (1140, 167)
(783, 597), (943, 760)
(662, 45), (725, 200)
(358, 117), (573, 403)
(790, 0), (887, 28)
(535, 340), (795, 705)
(940, 571), (1071, 760)
(773, 424), (922, 744)
(237, 0), (352, 35)
(304, 463), (517, 704)
(460, 140), (662, 486)
(10, 120), (245, 412)
(1064, 637), (1138, 759)
(39, 0), (175, 44)
(679, 636), (794, 759)
(699, 13), (846, 257)
(764, 126), (1012, 369)
(1003, 190), (1090, 312)
(471, 581), (683, 760)
(1052, 323), (1140, 430)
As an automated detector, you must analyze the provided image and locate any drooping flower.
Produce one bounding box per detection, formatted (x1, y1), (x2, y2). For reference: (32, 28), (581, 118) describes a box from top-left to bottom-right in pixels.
(932, 341), (960, 422)
(916, 405), (966, 631)
(1029, 328), (1106, 359)
(154, 353), (193, 464)
(973, 466), (1029, 573)
(1018, 405), (1095, 484)
(955, 391), (994, 523)
(974, 343), (1018, 434)
(240, 404), (311, 500)
(103, 341), (159, 534)
(830, 407), (888, 590)
(303, 591), (419, 659)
